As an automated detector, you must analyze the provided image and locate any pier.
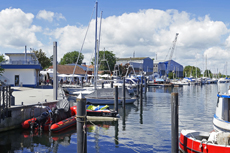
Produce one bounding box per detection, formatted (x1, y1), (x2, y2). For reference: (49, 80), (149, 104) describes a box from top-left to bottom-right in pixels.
(0, 85), (61, 132)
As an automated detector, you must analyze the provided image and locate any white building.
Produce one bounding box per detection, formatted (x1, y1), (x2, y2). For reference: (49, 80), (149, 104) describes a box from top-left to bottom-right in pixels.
(0, 53), (42, 87)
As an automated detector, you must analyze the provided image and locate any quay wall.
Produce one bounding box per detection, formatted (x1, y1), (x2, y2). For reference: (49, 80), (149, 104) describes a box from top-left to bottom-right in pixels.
(0, 101), (58, 133)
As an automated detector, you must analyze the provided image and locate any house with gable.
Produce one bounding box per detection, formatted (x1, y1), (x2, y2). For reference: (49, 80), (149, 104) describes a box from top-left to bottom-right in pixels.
(0, 52), (42, 87)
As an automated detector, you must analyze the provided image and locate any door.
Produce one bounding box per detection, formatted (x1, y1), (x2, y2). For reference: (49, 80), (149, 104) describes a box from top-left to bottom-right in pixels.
(15, 75), (19, 86)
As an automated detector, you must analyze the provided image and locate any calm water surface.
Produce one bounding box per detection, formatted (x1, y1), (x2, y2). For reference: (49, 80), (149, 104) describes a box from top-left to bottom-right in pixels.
(1, 84), (229, 153)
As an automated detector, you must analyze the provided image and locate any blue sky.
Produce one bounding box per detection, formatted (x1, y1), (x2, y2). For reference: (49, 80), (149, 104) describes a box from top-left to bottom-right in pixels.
(0, 0), (230, 73)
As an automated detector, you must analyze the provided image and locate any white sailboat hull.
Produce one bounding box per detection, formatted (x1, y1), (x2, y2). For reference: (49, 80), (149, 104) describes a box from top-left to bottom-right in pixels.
(86, 98), (136, 105)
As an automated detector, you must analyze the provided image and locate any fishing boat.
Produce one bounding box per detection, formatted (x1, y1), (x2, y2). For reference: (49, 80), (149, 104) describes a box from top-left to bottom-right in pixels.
(213, 87), (230, 132)
(179, 129), (230, 153)
(180, 87), (230, 152)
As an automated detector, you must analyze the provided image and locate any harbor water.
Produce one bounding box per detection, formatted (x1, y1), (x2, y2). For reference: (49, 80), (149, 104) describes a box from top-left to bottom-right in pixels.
(0, 84), (229, 153)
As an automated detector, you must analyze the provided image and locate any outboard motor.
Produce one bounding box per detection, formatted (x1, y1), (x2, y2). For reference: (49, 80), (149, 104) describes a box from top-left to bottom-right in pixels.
(33, 112), (49, 129)
(52, 99), (71, 123)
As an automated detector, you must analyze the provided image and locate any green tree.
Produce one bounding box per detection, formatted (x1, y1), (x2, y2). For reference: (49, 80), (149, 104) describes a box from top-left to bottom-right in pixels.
(0, 54), (5, 75)
(91, 50), (116, 72)
(183, 65), (202, 78)
(60, 51), (84, 65)
(33, 49), (52, 69)
(203, 69), (212, 78)
(168, 72), (174, 79)
(50, 55), (53, 62)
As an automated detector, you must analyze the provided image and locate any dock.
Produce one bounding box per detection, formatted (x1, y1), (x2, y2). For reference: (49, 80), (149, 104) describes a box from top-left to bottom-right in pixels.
(147, 83), (183, 87)
(0, 85), (61, 132)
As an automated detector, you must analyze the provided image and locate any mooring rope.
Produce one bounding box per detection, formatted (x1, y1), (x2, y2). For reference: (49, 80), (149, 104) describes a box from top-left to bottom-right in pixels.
(88, 120), (140, 153)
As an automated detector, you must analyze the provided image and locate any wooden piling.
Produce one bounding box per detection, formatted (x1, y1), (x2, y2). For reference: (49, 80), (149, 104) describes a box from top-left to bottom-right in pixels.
(77, 93), (87, 153)
(114, 85), (118, 113)
(122, 77), (126, 130)
(102, 82), (104, 88)
(137, 80), (140, 96)
(171, 92), (179, 153)
(122, 77), (126, 109)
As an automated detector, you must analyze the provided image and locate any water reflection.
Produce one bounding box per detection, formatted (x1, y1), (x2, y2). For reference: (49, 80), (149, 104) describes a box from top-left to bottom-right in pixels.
(0, 127), (76, 153)
(1, 84), (211, 152)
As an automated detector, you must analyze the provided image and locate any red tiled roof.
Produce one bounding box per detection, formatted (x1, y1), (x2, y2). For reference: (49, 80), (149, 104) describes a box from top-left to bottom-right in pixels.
(49, 65), (85, 74)
(88, 65), (94, 68)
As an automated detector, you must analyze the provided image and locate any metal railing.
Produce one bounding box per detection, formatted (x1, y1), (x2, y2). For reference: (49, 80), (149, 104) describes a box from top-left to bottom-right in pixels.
(0, 60), (40, 65)
(0, 85), (14, 122)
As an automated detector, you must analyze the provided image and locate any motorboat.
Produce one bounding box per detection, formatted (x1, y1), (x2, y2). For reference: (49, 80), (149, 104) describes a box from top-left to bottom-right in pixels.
(218, 78), (227, 83)
(207, 78), (218, 84)
(171, 79), (190, 85)
(180, 87), (230, 152)
(213, 87), (230, 132)
(180, 129), (230, 153)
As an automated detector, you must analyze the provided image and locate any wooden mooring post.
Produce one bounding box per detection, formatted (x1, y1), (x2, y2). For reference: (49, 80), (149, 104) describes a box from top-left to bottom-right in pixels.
(171, 92), (179, 153)
(77, 93), (87, 153)
(122, 77), (126, 130)
(137, 79), (140, 97)
(114, 85), (118, 113)
(145, 77), (147, 94)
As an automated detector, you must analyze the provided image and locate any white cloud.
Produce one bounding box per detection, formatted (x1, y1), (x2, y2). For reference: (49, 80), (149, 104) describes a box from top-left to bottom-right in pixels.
(37, 10), (54, 22)
(36, 10), (65, 22)
(0, 8), (42, 49)
(0, 7), (229, 74)
(46, 8), (229, 71)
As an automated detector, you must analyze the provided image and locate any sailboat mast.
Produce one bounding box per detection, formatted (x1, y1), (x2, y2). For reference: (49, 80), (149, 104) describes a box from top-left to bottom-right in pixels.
(94, 1), (98, 89)
(96, 11), (103, 86)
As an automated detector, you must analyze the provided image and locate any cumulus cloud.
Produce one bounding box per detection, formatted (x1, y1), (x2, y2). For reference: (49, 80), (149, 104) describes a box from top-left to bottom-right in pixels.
(0, 8), (42, 49)
(0, 7), (228, 73)
(36, 10), (65, 22)
(46, 8), (229, 71)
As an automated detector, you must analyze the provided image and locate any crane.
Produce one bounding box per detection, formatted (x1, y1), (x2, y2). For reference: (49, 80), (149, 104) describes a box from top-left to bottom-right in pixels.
(164, 33), (179, 77)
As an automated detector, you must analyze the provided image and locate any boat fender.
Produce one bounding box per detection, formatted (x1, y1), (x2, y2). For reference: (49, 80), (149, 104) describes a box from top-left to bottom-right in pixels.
(208, 132), (217, 144)
(70, 106), (77, 116)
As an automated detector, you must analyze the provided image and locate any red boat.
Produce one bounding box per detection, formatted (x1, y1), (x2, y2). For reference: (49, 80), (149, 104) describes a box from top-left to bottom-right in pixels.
(21, 112), (52, 131)
(180, 129), (230, 153)
(22, 104), (117, 133)
(50, 116), (77, 133)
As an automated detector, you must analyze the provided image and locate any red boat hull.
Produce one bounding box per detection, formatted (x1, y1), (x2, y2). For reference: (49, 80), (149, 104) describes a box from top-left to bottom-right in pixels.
(180, 131), (230, 153)
(21, 117), (51, 131)
(50, 116), (77, 133)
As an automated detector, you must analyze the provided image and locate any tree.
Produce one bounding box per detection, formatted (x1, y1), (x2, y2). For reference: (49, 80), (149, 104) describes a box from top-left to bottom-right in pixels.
(50, 55), (53, 62)
(33, 49), (52, 69)
(60, 51), (84, 65)
(0, 54), (5, 75)
(91, 50), (116, 72)
(119, 63), (130, 76)
(168, 72), (174, 79)
(203, 70), (212, 78)
(183, 65), (202, 78)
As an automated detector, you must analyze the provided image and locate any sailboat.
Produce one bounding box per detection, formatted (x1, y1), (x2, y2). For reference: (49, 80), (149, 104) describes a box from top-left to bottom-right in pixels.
(66, 2), (136, 105)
